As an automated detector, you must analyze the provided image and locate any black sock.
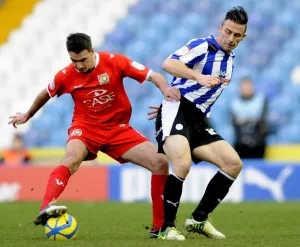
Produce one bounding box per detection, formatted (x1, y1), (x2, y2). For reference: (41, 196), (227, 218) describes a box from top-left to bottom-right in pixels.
(192, 170), (235, 222)
(161, 174), (184, 231)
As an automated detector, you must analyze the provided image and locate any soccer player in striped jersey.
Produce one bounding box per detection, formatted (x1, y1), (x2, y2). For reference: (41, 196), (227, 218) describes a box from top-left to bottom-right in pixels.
(151, 6), (248, 240)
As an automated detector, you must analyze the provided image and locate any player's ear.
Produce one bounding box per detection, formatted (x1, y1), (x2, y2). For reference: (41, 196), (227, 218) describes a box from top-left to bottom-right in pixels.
(218, 25), (222, 33)
(90, 48), (95, 53)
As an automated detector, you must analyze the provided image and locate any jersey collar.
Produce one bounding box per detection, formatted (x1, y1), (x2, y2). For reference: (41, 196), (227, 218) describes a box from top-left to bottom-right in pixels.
(95, 52), (99, 67)
(209, 35), (234, 56)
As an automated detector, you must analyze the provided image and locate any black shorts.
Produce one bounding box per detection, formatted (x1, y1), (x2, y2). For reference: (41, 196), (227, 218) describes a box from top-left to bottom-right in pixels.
(155, 96), (223, 164)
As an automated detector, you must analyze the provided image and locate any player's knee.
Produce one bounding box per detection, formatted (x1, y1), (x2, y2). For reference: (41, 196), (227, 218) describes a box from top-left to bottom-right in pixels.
(62, 155), (82, 175)
(150, 155), (169, 174)
(232, 158), (243, 175)
(222, 157), (243, 178)
(173, 160), (191, 179)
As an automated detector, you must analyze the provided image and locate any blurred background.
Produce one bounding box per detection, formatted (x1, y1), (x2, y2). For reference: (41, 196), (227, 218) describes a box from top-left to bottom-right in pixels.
(1, 0), (300, 203)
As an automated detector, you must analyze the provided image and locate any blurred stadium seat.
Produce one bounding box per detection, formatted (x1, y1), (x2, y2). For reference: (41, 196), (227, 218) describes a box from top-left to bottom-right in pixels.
(1, 0), (300, 147)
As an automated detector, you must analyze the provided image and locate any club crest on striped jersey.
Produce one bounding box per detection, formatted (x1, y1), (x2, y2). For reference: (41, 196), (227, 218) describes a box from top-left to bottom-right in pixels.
(97, 73), (109, 85)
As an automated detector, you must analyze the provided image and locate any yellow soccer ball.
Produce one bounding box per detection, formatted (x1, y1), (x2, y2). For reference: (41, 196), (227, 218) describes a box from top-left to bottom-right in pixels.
(45, 213), (78, 240)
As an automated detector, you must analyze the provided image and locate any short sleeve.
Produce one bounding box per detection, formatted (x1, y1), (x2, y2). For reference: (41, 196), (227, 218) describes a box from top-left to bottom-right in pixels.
(47, 69), (67, 97)
(169, 39), (208, 66)
(114, 54), (151, 83)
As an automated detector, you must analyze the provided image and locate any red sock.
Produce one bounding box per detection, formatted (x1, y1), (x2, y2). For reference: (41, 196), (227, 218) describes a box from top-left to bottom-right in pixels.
(151, 174), (168, 230)
(40, 165), (71, 210)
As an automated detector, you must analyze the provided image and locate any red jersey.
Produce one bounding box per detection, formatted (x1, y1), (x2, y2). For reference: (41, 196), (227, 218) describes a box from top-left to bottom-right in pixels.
(47, 52), (151, 128)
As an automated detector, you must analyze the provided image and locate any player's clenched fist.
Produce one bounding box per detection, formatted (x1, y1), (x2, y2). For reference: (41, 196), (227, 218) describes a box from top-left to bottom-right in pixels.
(8, 112), (30, 128)
(196, 75), (221, 88)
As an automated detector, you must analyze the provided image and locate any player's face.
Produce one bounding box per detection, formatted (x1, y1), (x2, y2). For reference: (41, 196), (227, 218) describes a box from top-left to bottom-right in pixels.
(12, 137), (23, 151)
(69, 49), (95, 73)
(217, 20), (247, 53)
(241, 79), (254, 99)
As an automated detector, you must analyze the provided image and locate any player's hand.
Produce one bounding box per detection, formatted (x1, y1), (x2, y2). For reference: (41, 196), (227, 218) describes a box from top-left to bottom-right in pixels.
(197, 75), (221, 88)
(8, 112), (30, 128)
(147, 106), (159, 121)
(161, 87), (181, 102)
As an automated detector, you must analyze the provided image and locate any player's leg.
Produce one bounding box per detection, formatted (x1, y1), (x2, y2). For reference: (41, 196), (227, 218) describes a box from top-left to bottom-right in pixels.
(41, 139), (89, 208)
(153, 99), (192, 240)
(117, 139), (169, 238)
(184, 140), (242, 239)
(157, 135), (191, 240)
(34, 139), (89, 225)
(192, 140), (242, 216)
(104, 126), (169, 238)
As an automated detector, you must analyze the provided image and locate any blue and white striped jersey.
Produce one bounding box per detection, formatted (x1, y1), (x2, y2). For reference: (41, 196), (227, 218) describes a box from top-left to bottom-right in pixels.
(169, 35), (235, 117)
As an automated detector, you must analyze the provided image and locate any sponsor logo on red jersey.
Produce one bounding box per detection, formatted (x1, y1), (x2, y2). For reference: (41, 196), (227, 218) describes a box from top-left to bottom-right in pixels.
(83, 89), (115, 111)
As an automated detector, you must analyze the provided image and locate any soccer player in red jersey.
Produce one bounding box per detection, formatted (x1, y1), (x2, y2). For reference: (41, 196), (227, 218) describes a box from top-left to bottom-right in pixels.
(8, 33), (181, 238)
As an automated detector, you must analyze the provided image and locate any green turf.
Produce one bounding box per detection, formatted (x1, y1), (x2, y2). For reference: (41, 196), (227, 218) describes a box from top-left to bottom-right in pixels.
(0, 202), (299, 247)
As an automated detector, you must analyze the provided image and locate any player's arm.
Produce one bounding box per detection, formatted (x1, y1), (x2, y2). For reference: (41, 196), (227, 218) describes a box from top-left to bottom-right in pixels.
(147, 71), (180, 101)
(162, 41), (220, 88)
(8, 89), (50, 128)
(115, 54), (180, 101)
(162, 58), (200, 81)
(27, 89), (50, 118)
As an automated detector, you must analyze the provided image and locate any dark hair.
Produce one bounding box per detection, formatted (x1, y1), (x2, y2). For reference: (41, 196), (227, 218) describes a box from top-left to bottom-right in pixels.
(13, 133), (23, 141)
(66, 33), (92, 53)
(223, 6), (248, 28)
(241, 76), (253, 83)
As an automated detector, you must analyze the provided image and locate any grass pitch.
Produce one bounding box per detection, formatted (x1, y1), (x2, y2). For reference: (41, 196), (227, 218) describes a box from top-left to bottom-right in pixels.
(0, 202), (299, 247)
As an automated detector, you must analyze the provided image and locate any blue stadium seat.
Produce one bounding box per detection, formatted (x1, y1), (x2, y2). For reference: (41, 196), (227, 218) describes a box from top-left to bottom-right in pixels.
(179, 13), (208, 32)
(275, 10), (297, 28)
(287, 83), (300, 100)
(218, 124), (235, 144)
(118, 14), (145, 33)
(124, 40), (150, 61)
(159, 0), (185, 14)
(255, 79), (281, 99)
(148, 13), (177, 32)
(248, 12), (271, 29)
(135, 27), (164, 48)
(31, 112), (60, 131)
(97, 43), (122, 53)
(277, 124), (300, 143)
(47, 129), (68, 147)
(156, 40), (182, 59)
(290, 0), (300, 10)
(168, 27), (195, 45)
(129, 1), (158, 16)
(261, 65), (285, 84)
(268, 24), (291, 41)
(291, 112), (300, 126)
(255, 0), (281, 13)
(105, 29), (132, 46)
(267, 93), (295, 135)
(189, 0), (216, 13)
